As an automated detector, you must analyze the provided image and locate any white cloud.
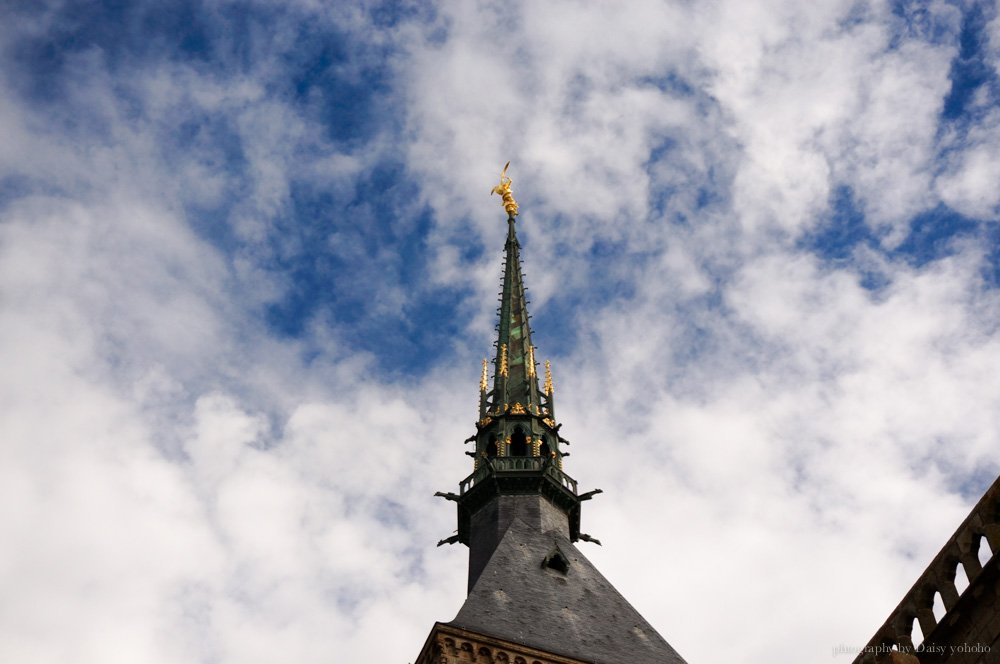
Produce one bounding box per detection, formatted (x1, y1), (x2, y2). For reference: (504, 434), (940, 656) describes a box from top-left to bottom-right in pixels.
(0, 195), (469, 660)
(3, 2), (1000, 664)
(936, 108), (1000, 219)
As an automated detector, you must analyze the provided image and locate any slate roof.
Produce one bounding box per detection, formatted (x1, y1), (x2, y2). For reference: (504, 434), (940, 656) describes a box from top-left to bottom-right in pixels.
(449, 514), (688, 664)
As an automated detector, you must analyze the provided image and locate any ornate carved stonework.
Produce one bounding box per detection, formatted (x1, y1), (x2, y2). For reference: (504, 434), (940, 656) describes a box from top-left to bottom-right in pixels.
(415, 624), (590, 664)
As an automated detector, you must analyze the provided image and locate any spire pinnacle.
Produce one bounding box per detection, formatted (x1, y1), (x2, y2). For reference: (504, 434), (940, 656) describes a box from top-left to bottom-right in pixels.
(544, 360), (553, 396)
(486, 165), (540, 415)
(479, 358), (489, 392)
(475, 164), (558, 448)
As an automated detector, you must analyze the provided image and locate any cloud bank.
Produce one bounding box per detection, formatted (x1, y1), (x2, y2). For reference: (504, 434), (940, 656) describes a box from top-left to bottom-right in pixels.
(2, 1), (999, 663)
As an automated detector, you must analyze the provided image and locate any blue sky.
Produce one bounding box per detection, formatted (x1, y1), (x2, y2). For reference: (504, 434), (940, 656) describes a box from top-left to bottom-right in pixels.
(2, 1), (1000, 663)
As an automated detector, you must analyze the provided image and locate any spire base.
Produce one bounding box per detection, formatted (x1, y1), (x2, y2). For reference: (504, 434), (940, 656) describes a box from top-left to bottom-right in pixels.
(453, 459), (584, 568)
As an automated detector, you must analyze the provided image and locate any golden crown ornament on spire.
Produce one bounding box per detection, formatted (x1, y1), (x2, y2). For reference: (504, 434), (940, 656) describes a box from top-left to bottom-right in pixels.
(491, 161), (519, 217)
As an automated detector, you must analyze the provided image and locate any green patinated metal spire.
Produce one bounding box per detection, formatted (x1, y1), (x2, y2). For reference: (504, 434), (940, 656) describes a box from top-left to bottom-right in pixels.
(474, 163), (558, 464)
(484, 215), (544, 417)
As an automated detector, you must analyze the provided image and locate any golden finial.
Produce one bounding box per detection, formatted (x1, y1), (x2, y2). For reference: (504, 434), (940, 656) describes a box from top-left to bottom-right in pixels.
(500, 344), (508, 377)
(526, 345), (536, 378)
(490, 161), (519, 217)
(544, 360), (553, 395)
(480, 358), (488, 392)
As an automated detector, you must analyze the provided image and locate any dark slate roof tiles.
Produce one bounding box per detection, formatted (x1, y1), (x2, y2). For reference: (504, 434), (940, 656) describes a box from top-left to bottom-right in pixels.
(449, 515), (688, 664)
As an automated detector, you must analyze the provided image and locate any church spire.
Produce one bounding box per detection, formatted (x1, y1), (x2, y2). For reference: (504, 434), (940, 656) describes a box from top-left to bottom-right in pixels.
(421, 164), (688, 664)
(477, 164), (558, 464)
(436, 163), (591, 589)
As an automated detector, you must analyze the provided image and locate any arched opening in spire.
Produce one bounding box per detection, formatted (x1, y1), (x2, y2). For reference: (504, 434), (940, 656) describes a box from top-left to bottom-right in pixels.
(487, 433), (499, 459)
(511, 427), (528, 456)
(539, 436), (551, 459)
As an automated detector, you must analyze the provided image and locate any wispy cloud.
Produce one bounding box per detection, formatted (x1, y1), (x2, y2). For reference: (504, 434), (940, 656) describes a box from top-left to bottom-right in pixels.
(1, 1), (999, 663)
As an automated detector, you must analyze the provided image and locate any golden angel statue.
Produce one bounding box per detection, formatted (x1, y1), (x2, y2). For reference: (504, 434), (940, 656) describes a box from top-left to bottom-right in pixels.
(491, 161), (519, 217)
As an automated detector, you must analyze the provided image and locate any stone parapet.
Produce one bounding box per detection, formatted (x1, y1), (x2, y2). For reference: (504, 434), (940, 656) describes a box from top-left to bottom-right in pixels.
(854, 475), (1000, 664)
